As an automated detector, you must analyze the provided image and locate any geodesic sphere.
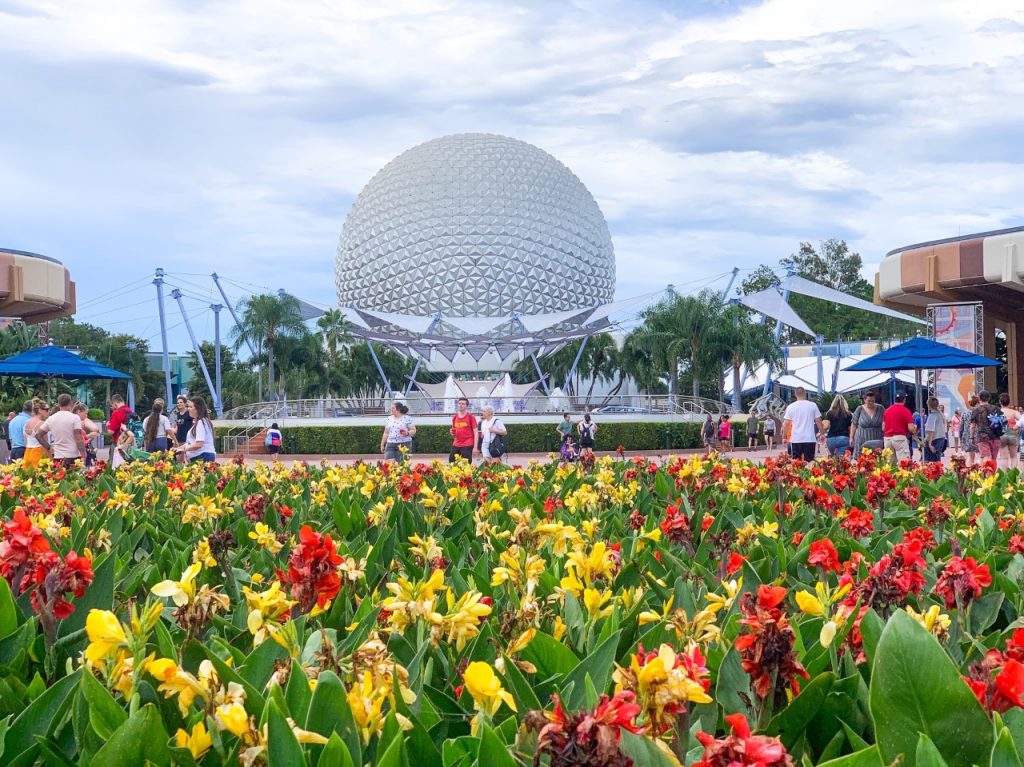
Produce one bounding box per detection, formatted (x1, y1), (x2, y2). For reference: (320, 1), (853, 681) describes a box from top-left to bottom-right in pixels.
(336, 133), (615, 316)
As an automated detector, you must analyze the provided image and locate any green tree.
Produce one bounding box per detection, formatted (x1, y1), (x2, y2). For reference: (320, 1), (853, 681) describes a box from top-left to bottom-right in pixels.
(707, 305), (782, 410)
(739, 239), (919, 344)
(631, 290), (725, 398)
(230, 293), (306, 400)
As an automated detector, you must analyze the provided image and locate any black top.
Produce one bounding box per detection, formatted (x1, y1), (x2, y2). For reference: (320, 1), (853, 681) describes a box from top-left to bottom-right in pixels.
(174, 410), (194, 444)
(826, 411), (852, 438)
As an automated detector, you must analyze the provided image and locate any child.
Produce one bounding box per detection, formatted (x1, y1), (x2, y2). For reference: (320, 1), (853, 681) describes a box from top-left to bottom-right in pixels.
(112, 429), (149, 468)
(560, 434), (579, 462)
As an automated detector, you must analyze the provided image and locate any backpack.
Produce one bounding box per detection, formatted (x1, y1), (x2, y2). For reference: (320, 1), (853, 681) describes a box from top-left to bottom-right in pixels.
(489, 432), (507, 458)
(126, 411), (145, 447)
(988, 406), (1007, 439)
(265, 430), (281, 447)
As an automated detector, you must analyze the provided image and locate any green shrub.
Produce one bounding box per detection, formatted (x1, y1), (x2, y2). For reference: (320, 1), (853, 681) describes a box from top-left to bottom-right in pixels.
(88, 408), (105, 421)
(216, 421), (705, 455)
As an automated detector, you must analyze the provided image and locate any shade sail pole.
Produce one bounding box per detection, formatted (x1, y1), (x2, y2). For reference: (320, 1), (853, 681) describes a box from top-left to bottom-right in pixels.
(153, 269), (173, 405)
(212, 304), (223, 410)
(366, 341), (393, 399)
(170, 289), (221, 417)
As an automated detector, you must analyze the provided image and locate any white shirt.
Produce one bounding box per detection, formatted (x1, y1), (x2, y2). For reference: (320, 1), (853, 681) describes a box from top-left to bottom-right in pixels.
(185, 419), (216, 460)
(479, 416), (506, 455)
(783, 400), (821, 443)
(41, 410), (83, 459)
(143, 413), (172, 437)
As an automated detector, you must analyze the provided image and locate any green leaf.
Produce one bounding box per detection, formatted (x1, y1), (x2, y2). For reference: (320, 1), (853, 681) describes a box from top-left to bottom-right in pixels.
(305, 670), (361, 764)
(1003, 708), (1024, 755)
(88, 703), (170, 767)
(267, 698), (306, 767)
(562, 630), (621, 710)
(766, 671), (834, 747)
(285, 658), (312, 724)
(916, 734), (950, 767)
(618, 730), (681, 766)
(715, 645), (752, 716)
(993, 727), (1024, 767)
(970, 591), (1004, 634)
(59, 555), (114, 638)
(499, 655), (542, 713)
(818, 745), (885, 767)
(475, 724), (517, 767)
(0, 576), (18, 639)
(79, 668), (127, 740)
(858, 609), (884, 668)
(3, 670), (79, 763)
(519, 631), (580, 679)
(869, 610), (992, 767)
(316, 734), (355, 767)
(376, 731), (405, 767)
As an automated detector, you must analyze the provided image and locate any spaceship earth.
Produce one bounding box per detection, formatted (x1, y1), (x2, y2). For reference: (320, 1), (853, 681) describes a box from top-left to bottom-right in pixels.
(336, 133), (616, 317)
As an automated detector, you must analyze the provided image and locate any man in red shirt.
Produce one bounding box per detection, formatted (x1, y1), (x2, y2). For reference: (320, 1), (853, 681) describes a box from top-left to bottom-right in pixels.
(449, 397), (478, 463)
(882, 391), (916, 463)
(107, 394), (133, 441)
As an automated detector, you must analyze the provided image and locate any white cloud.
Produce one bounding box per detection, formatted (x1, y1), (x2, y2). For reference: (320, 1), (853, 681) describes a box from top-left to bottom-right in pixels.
(1, 0), (1023, 351)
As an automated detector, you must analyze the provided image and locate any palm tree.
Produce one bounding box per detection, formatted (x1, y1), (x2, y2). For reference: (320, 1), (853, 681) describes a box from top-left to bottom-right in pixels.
(230, 293), (306, 400)
(709, 305), (782, 411)
(316, 309), (351, 366)
(632, 290), (725, 398)
(580, 334), (620, 400)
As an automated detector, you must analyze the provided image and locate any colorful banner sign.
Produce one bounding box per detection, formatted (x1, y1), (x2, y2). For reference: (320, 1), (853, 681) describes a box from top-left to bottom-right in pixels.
(930, 303), (983, 420)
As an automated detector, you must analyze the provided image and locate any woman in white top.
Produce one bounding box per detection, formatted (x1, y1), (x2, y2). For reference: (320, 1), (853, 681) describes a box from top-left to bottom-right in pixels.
(175, 396), (216, 463)
(142, 402), (174, 452)
(479, 405), (507, 463)
(380, 403), (415, 462)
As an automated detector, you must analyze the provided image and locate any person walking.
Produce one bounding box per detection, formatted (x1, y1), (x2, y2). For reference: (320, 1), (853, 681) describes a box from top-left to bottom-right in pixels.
(106, 394), (133, 443)
(174, 396), (216, 463)
(960, 396), (979, 465)
(8, 401), (30, 462)
(850, 390), (884, 454)
(822, 395), (853, 457)
(923, 396), (949, 463)
(555, 413), (573, 446)
(479, 405), (508, 463)
(718, 416), (732, 453)
(702, 414), (717, 454)
(22, 399), (51, 468)
(577, 413), (597, 458)
(0, 412), (11, 463)
(882, 391), (916, 462)
(998, 392), (1021, 470)
(142, 402), (173, 452)
(970, 391), (1002, 465)
(745, 412), (760, 451)
(172, 395), (193, 448)
(448, 397), (477, 463)
(72, 402), (101, 466)
(950, 408), (962, 450)
(33, 393), (86, 469)
(380, 403), (414, 462)
(763, 414), (776, 452)
(265, 422), (284, 455)
(782, 387), (823, 462)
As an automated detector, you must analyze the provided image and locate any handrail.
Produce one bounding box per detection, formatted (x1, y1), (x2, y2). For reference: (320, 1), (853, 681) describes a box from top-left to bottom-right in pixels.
(221, 393), (732, 421)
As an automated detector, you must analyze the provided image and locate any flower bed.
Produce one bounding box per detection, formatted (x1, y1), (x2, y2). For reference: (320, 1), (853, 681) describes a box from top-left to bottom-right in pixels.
(0, 452), (1019, 767)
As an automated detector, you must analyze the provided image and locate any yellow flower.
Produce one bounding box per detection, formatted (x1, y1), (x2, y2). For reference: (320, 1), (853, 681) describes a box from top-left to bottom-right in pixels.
(795, 589), (825, 617)
(819, 620), (838, 648)
(463, 661), (516, 720)
(552, 616), (567, 641)
(248, 523), (283, 554)
(583, 588), (614, 620)
(507, 628), (536, 656)
(347, 672), (388, 744)
(84, 610), (128, 664)
(243, 581), (294, 647)
(152, 563), (202, 607)
(193, 538), (217, 568)
(146, 658), (208, 716)
(705, 578), (742, 613)
(175, 722), (213, 759)
(215, 702), (251, 739)
(440, 591), (492, 651)
(906, 604), (951, 638)
(380, 569), (446, 630)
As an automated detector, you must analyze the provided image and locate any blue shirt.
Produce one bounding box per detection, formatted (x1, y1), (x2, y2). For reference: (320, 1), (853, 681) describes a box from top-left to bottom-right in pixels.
(9, 412), (30, 449)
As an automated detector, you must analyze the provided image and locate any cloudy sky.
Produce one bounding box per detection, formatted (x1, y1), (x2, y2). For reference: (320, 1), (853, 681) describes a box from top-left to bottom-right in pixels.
(1, 0), (1023, 349)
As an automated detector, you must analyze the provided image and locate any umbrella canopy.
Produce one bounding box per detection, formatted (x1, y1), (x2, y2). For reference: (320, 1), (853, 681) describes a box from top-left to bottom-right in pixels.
(0, 345), (131, 380)
(844, 337), (1000, 372)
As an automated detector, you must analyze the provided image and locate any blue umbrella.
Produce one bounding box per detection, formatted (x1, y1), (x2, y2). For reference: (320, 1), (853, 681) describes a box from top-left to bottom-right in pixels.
(843, 337), (1000, 372)
(0, 345), (131, 379)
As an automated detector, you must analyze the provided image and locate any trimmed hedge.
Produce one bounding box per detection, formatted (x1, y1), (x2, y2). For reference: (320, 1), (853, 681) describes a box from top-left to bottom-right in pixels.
(218, 422), (706, 455)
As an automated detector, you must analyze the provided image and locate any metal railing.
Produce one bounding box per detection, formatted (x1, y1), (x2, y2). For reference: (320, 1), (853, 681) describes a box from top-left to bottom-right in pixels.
(219, 423), (266, 455)
(221, 393), (732, 421)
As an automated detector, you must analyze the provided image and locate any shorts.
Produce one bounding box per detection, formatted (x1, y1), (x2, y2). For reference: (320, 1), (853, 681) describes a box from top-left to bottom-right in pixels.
(23, 446), (46, 468)
(449, 445), (474, 463)
(978, 439), (1001, 461)
(189, 453), (217, 463)
(826, 436), (851, 457)
(1000, 433), (1020, 448)
(789, 442), (816, 461)
(883, 435), (910, 462)
(266, 445), (281, 454)
(55, 457), (80, 469)
(9, 446), (24, 461)
(384, 442), (410, 462)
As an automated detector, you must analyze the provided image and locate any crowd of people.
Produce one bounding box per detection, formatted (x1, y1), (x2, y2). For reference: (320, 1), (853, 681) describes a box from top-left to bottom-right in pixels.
(1, 392), (218, 468)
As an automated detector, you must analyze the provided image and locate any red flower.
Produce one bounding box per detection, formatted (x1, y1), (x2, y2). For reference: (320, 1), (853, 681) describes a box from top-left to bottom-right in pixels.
(276, 525), (344, 615)
(660, 503), (693, 549)
(967, 652), (1024, 714)
(29, 550), (94, 620)
(934, 556), (992, 610)
(695, 713), (794, 767)
(841, 508), (874, 538)
(735, 587), (809, 705)
(243, 494), (266, 521)
(808, 538), (840, 573)
(726, 552), (745, 576)
(533, 691), (642, 767)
